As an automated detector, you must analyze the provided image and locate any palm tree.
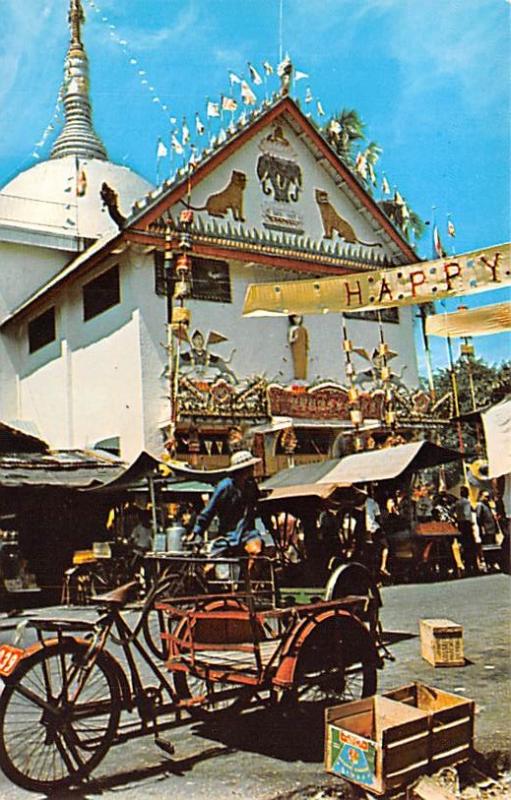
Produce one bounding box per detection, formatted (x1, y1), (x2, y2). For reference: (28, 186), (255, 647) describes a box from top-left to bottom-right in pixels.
(404, 209), (426, 242)
(326, 109), (365, 163)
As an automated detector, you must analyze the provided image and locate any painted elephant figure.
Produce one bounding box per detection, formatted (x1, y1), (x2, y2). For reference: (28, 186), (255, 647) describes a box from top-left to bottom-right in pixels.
(256, 154), (302, 203)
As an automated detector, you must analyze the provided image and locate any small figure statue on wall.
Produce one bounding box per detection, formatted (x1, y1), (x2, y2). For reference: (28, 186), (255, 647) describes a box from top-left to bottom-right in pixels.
(288, 315), (309, 381)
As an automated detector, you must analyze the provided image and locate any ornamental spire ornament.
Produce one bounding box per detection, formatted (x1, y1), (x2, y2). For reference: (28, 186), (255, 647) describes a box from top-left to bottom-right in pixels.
(50, 0), (108, 161)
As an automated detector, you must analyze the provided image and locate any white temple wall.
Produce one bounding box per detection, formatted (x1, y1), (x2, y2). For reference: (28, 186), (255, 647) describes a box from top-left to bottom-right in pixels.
(0, 240), (69, 320)
(1, 244), (419, 460)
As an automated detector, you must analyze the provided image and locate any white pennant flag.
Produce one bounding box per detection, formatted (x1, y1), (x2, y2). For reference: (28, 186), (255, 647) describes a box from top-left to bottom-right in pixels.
(277, 54), (292, 76)
(305, 87), (313, 104)
(188, 146), (199, 169)
(222, 95), (238, 112)
(229, 71), (242, 86)
(382, 175), (391, 195)
(171, 132), (184, 155)
(316, 100), (325, 116)
(156, 138), (168, 159)
(207, 100), (220, 118)
(295, 69), (309, 81)
(241, 80), (257, 105)
(263, 61), (273, 75)
(355, 151), (368, 179)
(217, 128), (227, 144)
(368, 161), (377, 186)
(195, 113), (205, 135)
(248, 63), (263, 85)
(182, 118), (190, 144)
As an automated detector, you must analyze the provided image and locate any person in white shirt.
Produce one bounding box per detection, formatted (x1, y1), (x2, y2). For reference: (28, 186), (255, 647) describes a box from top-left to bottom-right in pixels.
(364, 489), (390, 578)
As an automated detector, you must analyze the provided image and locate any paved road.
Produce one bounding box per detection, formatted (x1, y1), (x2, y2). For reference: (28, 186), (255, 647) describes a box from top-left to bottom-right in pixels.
(0, 574), (509, 799)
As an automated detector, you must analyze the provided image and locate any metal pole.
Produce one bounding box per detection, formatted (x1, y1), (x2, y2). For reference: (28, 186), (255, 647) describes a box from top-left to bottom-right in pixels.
(148, 475), (158, 537)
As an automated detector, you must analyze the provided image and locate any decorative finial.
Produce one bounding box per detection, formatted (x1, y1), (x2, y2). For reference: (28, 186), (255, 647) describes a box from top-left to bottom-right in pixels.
(50, 0), (108, 161)
(278, 54), (293, 96)
(69, 0), (84, 47)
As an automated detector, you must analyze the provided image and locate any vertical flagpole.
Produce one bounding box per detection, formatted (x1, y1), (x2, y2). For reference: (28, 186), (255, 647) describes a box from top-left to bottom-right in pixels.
(443, 305), (468, 483)
(279, 0), (284, 62)
(418, 305), (436, 400)
(340, 314), (364, 452)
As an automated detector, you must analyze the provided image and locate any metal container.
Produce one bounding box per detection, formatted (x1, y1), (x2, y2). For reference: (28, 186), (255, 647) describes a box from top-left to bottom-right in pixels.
(165, 523), (186, 553)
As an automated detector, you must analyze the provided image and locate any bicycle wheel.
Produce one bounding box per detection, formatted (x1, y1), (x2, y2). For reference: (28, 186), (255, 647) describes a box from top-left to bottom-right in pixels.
(0, 639), (121, 793)
(142, 572), (190, 660)
(143, 605), (171, 661)
(285, 616), (377, 708)
(324, 561), (382, 636)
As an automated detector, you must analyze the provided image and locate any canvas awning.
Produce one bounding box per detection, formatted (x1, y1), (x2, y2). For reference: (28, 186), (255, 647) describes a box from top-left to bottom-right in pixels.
(260, 482), (365, 511)
(261, 441), (463, 490)
(0, 449), (125, 489)
(317, 441), (463, 485)
(425, 301), (511, 338)
(481, 398), (511, 478)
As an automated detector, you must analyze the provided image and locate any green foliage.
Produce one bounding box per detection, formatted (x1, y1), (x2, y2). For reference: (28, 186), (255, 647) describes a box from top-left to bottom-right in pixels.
(430, 356), (511, 414)
(326, 108), (366, 163)
(419, 356), (510, 485)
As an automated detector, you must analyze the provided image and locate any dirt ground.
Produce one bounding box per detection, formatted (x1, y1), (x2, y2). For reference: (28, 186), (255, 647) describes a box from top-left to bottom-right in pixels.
(0, 573), (509, 800)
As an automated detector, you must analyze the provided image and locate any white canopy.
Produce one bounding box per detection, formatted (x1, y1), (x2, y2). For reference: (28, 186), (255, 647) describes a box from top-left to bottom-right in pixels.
(425, 302), (511, 339)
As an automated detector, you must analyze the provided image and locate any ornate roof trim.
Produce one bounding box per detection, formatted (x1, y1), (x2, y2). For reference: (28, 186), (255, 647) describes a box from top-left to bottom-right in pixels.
(125, 95), (418, 264)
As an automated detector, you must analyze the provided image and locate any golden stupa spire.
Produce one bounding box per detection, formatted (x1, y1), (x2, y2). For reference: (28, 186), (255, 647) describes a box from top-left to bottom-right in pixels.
(50, 0), (108, 161)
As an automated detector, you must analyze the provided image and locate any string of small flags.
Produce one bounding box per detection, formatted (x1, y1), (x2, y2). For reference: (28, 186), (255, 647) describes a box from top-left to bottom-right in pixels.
(84, 0), (176, 126)
(155, 55), (323, 181)
(30, 92), (63, 160)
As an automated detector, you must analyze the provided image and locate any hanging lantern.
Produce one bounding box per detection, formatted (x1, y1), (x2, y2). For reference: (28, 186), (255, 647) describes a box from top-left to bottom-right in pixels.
(348, 386), (359, 404)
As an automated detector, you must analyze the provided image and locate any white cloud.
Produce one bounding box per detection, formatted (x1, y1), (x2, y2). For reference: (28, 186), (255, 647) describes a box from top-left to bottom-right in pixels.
(0, 1), (63, 151)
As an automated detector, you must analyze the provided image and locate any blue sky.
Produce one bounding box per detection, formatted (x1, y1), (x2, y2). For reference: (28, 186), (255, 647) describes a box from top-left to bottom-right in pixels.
(1, 0), (509, 371)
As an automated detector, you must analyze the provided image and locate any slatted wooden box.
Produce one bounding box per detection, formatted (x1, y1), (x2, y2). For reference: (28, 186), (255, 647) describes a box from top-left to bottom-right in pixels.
(383, 683), (474, 770)
(325, 696), (430, 795)
(419, 618), (464, 667)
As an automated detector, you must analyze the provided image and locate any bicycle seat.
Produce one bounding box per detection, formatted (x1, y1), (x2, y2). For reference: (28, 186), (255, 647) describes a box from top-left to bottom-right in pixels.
(93, 581), (139, 607)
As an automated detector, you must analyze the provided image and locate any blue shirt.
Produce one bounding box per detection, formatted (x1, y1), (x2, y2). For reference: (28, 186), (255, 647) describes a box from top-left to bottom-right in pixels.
(193, 476), (259, 538)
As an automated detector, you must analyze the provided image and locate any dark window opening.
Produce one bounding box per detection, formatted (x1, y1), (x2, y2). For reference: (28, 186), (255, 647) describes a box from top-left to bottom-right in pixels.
(154, 253), (231, 304)
(344, 307), (399, 323)
(83, 265), (120, 321)
(28, 307), (56, 353)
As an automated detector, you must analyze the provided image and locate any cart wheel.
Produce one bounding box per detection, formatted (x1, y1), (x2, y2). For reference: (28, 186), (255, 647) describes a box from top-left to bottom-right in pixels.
(285, 616), (377, 708)
(324, 562), (381, 636)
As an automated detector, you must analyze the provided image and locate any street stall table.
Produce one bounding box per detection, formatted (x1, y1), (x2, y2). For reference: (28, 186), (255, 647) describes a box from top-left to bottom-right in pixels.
(414, 521), (463, 580)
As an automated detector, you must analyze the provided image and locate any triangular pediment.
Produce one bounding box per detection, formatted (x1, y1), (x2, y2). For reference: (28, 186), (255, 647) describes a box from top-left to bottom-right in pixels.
(128, 98), (416, 269)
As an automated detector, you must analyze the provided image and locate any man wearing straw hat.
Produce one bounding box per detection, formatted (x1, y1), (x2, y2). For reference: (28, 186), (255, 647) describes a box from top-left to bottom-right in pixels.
(190, 450), (263, 558)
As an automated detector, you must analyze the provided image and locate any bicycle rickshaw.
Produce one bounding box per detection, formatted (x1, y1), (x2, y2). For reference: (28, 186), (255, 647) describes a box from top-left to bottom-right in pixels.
(0, 566), (380, 794)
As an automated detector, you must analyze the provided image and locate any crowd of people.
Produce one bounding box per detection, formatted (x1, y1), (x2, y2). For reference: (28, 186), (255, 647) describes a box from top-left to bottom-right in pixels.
(102, 450), (509, 588)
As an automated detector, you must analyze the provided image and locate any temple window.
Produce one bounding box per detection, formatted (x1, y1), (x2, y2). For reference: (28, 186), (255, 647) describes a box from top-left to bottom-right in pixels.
(154, 253), (231, 303)
(83, 265), (120, 321)
(28, 307), (56, 353)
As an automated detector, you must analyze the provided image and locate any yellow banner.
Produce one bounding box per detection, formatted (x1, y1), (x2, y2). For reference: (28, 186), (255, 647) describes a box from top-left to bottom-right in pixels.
(242, 243), (511, 317)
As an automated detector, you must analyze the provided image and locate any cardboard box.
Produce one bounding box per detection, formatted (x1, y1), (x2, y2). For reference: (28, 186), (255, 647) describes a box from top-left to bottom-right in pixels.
(383, 683), (474, 770)
(420, 619), (464, 667)
(325, 695), (430, 795)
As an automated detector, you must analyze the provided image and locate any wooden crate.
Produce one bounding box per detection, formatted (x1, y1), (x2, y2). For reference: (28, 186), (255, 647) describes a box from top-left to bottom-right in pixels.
(419, 619), (464, 667)
(325, 696), (430, 795)
(383, 683), (475, 770)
